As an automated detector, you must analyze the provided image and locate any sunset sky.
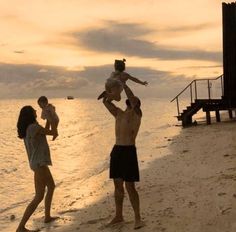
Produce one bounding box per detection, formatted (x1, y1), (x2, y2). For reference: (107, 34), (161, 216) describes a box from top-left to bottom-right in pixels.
(0, 0), (231, 99)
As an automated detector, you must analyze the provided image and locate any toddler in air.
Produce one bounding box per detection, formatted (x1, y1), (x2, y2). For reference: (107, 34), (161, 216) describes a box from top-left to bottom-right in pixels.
(98, 59), (148, 101)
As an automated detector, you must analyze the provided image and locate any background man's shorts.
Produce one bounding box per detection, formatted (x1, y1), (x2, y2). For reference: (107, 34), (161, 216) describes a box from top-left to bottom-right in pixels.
(110, 145), (140, 182)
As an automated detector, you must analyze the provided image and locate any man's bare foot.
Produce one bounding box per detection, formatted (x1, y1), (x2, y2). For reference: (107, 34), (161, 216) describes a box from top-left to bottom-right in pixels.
(134, 220), (145, 230)
(97, 91), (107, 100)
(44, 216), (59, 223)
(106, 216), (124, 227)
(16, 227), (40, 232)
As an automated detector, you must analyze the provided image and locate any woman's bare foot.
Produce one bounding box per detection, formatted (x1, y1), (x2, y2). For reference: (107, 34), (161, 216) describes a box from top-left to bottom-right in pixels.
(44, 216), (59, 223)
(16, 227), (40, 232)
(134, 220), (145, 230)
(106, 216), (124, 227)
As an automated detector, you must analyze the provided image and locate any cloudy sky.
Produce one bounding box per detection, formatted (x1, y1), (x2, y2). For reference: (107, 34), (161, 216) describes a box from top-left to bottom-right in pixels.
(0, 0), (229, 99)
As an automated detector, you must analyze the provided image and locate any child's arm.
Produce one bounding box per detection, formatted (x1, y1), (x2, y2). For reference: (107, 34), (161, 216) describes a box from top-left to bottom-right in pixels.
(127, 74), (148, 86)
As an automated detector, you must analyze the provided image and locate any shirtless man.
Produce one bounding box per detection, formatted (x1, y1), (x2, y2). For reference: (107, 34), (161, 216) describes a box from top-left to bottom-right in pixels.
(102, 83), (144, 230)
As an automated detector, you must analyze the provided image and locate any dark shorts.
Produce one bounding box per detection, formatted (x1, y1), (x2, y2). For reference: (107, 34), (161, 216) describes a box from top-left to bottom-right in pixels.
(110, 145), (140, 182)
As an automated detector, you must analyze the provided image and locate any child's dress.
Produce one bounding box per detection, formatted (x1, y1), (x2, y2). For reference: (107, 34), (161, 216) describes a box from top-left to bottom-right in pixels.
(24, 122), (52, 170)
(105, 71), (130, 93)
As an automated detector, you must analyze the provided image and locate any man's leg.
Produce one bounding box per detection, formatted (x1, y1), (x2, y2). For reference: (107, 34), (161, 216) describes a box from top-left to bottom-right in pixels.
(125, 182), (144, 229)
(109, 178), (124, 225)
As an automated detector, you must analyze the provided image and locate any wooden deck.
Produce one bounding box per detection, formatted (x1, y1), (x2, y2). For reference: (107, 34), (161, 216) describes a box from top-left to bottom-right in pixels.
(177, 98), (236, 127)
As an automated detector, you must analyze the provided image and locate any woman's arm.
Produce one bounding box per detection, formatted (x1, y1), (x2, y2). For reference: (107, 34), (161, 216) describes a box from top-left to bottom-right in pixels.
(36, 125), (54, 136)
(45, 120), (50, 130)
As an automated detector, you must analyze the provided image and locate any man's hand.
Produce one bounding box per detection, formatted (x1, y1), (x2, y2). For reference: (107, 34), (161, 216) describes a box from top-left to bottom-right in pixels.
(123, 83), (135, 98)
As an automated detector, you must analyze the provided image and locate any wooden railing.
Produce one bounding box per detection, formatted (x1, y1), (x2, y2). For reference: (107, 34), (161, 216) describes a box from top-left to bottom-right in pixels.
(171, 74), (224, 116)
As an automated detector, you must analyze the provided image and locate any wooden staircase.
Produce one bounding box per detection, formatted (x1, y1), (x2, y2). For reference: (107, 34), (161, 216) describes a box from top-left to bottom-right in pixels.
(177, 99), (225, 127)
(171, 75), (227, 127)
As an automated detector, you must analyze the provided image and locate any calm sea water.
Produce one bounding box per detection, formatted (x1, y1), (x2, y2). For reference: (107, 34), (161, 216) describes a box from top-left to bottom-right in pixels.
(0, 97), (181, 231)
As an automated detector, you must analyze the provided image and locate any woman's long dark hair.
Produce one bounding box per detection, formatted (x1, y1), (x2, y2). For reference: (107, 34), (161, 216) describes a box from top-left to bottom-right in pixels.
(17, 106), (36, 139)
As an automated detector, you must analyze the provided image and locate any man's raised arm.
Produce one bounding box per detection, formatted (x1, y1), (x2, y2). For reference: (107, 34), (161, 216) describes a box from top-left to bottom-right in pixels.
(102, 98), (120, 117)
(123, 84), (142, 116)
(123, 84), (137, 108)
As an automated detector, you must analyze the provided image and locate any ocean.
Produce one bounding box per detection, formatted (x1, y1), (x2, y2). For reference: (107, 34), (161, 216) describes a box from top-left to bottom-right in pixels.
(0, 98), (181, 231)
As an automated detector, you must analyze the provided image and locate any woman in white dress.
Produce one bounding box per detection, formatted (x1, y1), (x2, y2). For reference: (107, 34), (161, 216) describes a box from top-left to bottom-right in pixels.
(16, 106), (58, 232)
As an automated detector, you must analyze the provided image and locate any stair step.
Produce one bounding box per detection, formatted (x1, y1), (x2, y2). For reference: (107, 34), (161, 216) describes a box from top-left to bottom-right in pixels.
(177, 115), (182, 121)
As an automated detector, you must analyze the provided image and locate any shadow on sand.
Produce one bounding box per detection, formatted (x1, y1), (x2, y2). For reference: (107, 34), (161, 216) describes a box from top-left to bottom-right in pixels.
(11, 121), (236, 232)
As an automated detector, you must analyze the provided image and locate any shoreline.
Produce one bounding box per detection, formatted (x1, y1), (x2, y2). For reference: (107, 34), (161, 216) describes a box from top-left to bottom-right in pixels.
(5, 120), (236, 231)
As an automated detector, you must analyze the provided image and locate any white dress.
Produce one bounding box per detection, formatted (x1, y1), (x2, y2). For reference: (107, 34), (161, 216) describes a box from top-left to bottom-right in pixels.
(105, 71), (129, 92)
(24, 123), (52, 171)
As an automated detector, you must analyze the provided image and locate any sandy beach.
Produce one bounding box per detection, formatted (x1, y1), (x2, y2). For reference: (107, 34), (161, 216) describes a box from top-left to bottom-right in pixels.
(5, 117), (236, 232)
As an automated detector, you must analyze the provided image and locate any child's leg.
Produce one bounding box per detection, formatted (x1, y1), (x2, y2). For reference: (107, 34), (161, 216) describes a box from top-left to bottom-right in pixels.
(41, 166), (57, 223)
(110, 85), (122, 101)
(16, 168), (46, 232)
(97, 90), (107, 100)
(51, 121), (58, 141)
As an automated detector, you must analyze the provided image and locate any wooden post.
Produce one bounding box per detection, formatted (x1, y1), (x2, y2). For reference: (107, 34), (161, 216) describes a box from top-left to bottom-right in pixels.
(176, 97), (180, 115)
(207, 80), (211, 99)
(190, 83), (193, 103)
(229, 109), (233, 119)
(194, 80), (197, 99)
(222, 3), (236, 106)
(206, 111), (211, 125)
(221, 75), (224, 97)
(215, 110), (221, 122)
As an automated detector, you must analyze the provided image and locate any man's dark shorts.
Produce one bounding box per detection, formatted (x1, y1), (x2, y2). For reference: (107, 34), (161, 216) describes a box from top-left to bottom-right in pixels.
(110, 145), (140, 182)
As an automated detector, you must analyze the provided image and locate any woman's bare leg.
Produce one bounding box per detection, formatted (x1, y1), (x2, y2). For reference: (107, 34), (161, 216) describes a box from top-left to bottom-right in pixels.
(16, 168), (46, 232)
(43, 166), (57, 223)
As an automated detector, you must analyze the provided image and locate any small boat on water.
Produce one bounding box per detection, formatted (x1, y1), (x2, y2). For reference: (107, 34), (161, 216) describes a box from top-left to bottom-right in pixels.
(67, 96), (74, 100)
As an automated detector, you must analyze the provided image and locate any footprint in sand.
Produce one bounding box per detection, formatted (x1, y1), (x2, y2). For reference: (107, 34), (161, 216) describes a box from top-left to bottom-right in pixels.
(58, 208), (80, 215)
(81, 216), (110, 226)
(217, 192), (226, 196)
(68, 201), (76, 206)
(219, 174), (236, 181)
(221, 207), (232, 215)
